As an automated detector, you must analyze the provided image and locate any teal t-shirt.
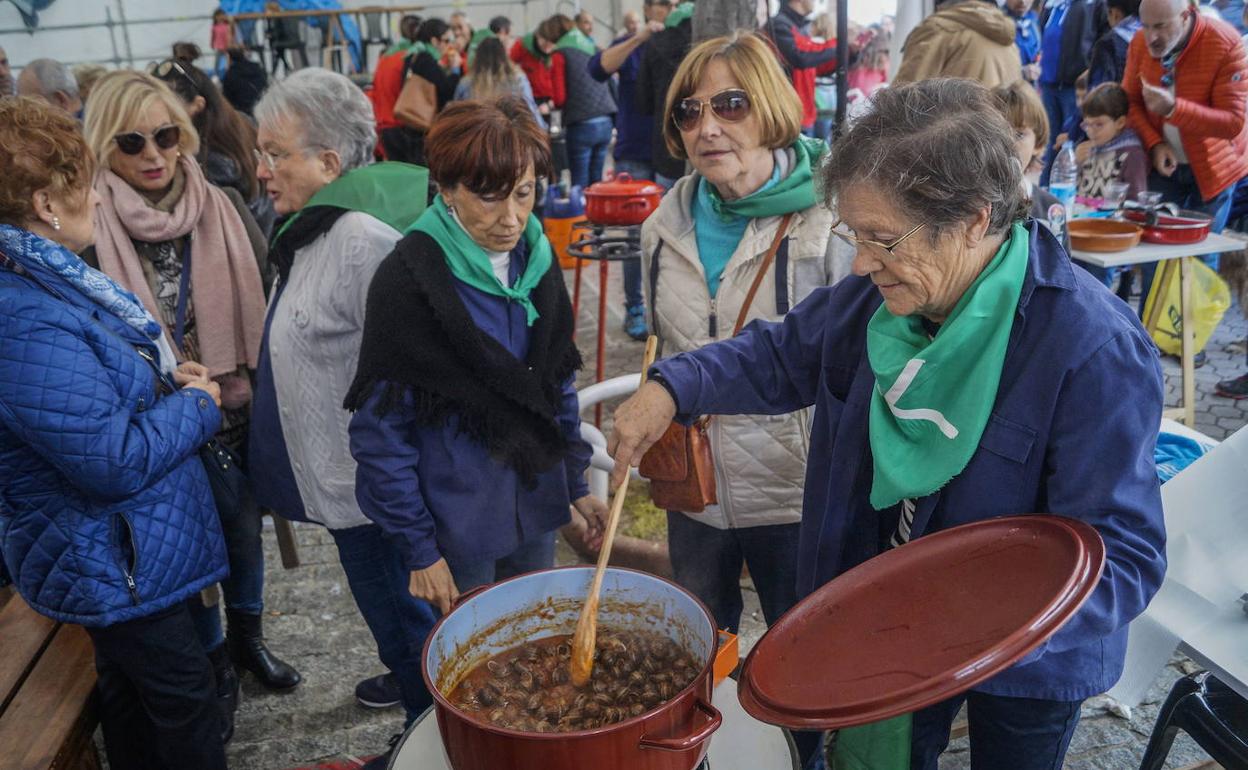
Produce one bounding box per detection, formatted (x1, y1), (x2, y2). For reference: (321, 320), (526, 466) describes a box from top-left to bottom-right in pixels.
(692, 167), (781, 297)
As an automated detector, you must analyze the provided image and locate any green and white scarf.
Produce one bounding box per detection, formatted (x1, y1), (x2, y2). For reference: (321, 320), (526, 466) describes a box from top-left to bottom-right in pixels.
(555, 28), (597, 56)
(666, 1), (695, 28)
(407, 197), (553, 326)
(866, 221), (1030, 510)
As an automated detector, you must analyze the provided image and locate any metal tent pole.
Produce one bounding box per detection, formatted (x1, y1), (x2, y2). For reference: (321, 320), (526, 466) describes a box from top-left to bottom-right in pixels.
(835, 0), (849, 136)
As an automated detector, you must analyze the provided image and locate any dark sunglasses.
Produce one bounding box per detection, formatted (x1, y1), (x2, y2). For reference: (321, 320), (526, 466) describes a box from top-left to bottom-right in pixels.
(113, 125), (181, 155)
(152, 58), (200, 96)
(672, 89), (751, 132)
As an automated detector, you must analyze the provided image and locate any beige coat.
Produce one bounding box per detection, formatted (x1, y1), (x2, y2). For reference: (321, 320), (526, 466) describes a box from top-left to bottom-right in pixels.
(893, 1), (1023, 88)
(640, 159), (854, 530)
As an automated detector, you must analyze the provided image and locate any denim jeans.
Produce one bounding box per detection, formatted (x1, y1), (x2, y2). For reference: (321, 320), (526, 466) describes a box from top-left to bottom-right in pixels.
(566, 115), (615, 189)
(1137, 164), (1234, 315)
(330, 523), (439, 726)
(87, 603), (227, 770)
(665, 513), (801, 634)
(1039, 84), (1079, 187)
(188, 479), (266, 652)
(612, 158), (655, 310)
(444, 530), (558, 593)
(910, 690), (1083, 770)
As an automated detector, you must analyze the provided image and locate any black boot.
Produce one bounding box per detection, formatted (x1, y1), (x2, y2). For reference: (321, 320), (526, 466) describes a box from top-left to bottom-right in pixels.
(206, 642), (239, 744)
(226, 609), (302, 690)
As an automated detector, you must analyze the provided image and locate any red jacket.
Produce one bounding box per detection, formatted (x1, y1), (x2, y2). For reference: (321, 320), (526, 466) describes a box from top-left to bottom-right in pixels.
(767, 5), (839, 129)
(511, 38), (554, 103)
(1123, 13), (1248, 200)
(371, 49), (409, 132)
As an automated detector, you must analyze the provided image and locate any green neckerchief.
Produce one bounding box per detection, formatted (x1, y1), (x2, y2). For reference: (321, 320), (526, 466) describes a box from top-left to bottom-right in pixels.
(704, 136), (826, 220)
(407, 196), (552, 325)
(410, 41), (442, 64)
(382, 39), (416, 57)
(666, 1), (695, 28)
(831, 715), (912, 770)
(274, 162), (430, 242)
(466, 28), (493, 65)
(555, 28), (597, 56)
(522, 32), (549, 62)
(866, 221), (1030, 510)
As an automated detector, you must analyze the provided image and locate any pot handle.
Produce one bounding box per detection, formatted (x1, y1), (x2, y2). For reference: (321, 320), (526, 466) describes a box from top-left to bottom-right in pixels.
(450, 584), (490, 611)
(638, 696), (722, 752)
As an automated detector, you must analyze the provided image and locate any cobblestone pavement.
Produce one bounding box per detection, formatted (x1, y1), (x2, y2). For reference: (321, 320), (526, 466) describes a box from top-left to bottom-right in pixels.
(223, 265), (1245, 769)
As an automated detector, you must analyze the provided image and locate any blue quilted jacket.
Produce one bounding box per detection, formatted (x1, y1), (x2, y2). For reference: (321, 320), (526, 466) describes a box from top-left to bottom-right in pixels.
(0, 233), (227, 628)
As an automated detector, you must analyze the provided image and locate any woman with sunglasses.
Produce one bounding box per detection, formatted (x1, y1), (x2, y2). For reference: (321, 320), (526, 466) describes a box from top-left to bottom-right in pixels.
(153, 57), (278, 238)
(612, 78), (1165, 770)
(638, 32), (851, 639)
(81, 70), (279, 742)
(0, 96), (228, 770)
(386, 17), (463, 165)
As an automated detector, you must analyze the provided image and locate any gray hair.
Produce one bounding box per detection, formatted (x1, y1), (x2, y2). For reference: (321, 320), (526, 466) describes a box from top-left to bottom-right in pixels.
(24, 58), (79, 100)
(255, 68), (376, 172)
(823, 78), (1026, 241)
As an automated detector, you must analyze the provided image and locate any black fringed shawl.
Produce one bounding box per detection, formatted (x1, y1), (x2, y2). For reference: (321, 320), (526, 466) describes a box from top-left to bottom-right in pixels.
(343, 231), (582, 485)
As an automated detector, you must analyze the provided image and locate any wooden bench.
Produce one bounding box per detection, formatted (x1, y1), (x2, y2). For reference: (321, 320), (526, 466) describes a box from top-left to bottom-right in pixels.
(0, 587), (100, 770)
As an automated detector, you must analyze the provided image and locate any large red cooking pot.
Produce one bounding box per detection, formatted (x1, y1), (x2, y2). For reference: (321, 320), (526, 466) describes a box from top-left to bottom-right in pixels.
(583, 173), (665, 226)
(422, 566), (722, 770)
(1118, 208), (1213, 245)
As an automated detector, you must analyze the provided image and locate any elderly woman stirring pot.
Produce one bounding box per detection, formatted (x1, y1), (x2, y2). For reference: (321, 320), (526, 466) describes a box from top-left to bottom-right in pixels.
(244, 69), (434, 764)
(610, 79), (1167, 769)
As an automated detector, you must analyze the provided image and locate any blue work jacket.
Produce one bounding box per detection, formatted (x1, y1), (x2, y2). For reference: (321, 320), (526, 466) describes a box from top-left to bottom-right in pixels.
(653, 221), (1166, 700)
(349, 246), (592, 572)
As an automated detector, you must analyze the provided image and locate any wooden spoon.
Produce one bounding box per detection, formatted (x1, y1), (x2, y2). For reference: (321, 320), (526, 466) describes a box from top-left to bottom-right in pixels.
(570, 334), (659, 688)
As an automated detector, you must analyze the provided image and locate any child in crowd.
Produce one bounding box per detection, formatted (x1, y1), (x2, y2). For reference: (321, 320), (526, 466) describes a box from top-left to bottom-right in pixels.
(1075, 83), (1148, 208)
(211, 8), (231, 80)
(992, 81), (1061, 228)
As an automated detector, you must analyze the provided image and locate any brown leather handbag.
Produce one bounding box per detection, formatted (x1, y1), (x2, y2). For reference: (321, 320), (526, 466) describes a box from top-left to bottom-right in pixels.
(639, 213), (794, 513)
(393, 73), (438, 132)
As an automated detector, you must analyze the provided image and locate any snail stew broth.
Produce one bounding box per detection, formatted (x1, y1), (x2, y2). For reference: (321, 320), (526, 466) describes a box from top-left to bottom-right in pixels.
(450, 629), (701, 733)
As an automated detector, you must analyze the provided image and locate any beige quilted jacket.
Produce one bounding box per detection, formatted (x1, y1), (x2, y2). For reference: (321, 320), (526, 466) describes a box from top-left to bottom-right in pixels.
(639, 164), (854, 529)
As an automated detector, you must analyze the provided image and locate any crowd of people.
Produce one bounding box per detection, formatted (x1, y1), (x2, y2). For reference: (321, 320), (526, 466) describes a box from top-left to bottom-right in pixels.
(0, 0), (1242, 768)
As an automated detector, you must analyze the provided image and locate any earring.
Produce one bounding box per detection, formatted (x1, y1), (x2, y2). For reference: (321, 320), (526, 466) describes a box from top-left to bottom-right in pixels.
(51, 216), (61, 231)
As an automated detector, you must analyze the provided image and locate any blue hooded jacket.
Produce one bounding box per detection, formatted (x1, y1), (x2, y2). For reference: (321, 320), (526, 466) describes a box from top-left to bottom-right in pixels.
(0, 229), (226, 627)
(652, 221), (1166, 700)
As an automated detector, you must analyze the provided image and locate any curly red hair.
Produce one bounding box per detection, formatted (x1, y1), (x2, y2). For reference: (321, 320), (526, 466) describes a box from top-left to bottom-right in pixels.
(0, 97), (95, 226)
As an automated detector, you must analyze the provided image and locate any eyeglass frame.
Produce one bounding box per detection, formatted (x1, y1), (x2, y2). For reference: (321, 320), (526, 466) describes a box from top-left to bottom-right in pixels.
(671, 88), (752, 132)
(829, 220), (926, 256)
(253, 147), (291, 174)
(113, 124), (182, 156)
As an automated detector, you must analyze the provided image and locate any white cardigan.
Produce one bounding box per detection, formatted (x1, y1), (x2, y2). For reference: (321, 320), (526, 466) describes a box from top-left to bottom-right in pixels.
(266, 211), (399, 530)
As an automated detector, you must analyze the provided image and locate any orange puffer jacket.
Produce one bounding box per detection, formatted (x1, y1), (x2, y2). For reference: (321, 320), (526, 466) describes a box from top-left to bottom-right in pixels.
(1123, 14), (1248, 201)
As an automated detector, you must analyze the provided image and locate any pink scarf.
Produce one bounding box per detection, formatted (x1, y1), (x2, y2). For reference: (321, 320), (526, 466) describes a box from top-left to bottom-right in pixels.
(92, 156), (266, 381)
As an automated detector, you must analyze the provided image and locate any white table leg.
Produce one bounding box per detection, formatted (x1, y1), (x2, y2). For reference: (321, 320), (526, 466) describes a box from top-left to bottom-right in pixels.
(1180, 256), (1195, 427)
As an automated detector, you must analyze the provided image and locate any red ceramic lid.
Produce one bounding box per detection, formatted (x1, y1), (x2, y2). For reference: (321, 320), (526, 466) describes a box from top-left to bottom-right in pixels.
(737, 515), (1104, 729)
(584, 172), (664, 197)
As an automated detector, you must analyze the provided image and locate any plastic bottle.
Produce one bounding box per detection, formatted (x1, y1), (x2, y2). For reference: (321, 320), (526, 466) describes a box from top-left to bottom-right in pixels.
(1048, 142), (1078, 249)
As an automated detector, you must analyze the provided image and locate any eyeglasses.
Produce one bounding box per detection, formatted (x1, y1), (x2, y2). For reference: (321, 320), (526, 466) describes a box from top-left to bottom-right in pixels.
(113, 125), (181, 155)
(829, 220), (926, 256)
(671, 89), (751, 132)
(151, 58), (200, 96)
(253, 147), (291, 173)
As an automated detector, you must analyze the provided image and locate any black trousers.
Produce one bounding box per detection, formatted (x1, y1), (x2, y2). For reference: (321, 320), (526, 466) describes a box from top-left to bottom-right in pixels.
(86, 602), (227, 770)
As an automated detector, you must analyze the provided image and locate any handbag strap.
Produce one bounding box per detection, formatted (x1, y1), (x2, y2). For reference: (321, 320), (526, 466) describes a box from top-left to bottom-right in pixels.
(732, 212), (794, 336)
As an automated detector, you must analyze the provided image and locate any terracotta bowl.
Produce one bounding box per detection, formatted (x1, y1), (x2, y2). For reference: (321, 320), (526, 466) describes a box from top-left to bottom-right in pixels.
(1068, 218), (1142, 253)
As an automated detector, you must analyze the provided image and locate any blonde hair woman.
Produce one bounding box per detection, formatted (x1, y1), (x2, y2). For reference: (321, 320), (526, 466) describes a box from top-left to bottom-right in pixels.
(453, 36), (545, 126)
(82, 70), (293, 743)
(641, 31), (851, 639)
